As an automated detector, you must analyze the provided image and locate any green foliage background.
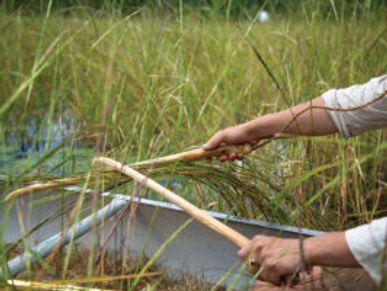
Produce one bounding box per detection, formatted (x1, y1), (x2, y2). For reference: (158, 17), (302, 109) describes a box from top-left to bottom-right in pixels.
(1, 0), (385, 17)
(0, 0), (386, 229)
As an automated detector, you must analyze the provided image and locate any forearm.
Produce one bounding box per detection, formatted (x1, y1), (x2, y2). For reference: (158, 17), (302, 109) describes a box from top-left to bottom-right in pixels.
(242, 96), (338, 139)
(304, 232), (360, 268)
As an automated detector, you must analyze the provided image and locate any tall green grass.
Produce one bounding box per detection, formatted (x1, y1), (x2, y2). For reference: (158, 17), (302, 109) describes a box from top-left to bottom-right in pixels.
(1, 5), (385, 225)
(0, 2), (386, 289)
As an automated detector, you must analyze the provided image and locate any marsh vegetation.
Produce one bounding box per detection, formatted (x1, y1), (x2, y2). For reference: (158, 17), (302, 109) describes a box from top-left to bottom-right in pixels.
(0, 1), (386, 289)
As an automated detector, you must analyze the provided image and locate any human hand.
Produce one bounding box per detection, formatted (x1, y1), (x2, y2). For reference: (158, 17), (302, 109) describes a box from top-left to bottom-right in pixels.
(203, 123), (256, 162)
(238, 235), (311, 286)
(252, 267), (323, 290)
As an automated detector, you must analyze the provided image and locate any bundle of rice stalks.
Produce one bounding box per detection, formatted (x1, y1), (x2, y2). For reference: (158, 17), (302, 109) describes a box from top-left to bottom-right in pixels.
(4, 141), (333, 230)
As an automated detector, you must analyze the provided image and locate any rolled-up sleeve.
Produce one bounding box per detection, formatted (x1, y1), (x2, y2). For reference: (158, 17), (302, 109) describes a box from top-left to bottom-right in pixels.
(345, 217), (387, 284)
(322, 75), (387, 138)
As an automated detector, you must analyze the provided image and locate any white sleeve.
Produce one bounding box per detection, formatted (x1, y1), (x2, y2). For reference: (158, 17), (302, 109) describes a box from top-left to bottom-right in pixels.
(322, 75), (387, 138)
(345, 217), (387, 284)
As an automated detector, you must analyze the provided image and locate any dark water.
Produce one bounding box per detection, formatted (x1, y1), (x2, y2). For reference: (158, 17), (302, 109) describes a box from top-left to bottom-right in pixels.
(0, 110), (89, 175)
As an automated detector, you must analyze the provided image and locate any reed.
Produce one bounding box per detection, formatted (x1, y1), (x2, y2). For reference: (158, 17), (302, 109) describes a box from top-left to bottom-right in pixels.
(0, 1), (386, 289)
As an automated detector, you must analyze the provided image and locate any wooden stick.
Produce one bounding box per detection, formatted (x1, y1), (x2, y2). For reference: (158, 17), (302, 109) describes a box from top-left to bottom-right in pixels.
(5, 137), (291, 202)
(6, 272), (160, 287)
(4, 144), (253, 203)
(130, 143), (253, 169)
(4, 178), (82, 203)
(93, 156), (250, 247)
(129, 133), (293, 169)
(6, 279), (115, 291)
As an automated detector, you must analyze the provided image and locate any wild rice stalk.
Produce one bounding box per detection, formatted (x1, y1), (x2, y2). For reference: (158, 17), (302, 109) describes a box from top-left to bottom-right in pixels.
(93, 156), (250, 247)
(5, 144), (254, 202)
(4, 137), (290, 202)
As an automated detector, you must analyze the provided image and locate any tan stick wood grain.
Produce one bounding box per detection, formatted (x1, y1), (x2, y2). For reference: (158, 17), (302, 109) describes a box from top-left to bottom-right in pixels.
(130, 144), (253, 169)
(4, 144), (252, 202)
(4, 178), (81, 202)
(5, 137), (291, 202)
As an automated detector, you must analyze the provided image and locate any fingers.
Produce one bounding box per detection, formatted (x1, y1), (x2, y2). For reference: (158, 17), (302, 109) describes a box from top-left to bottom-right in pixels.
(204, 132), (229, 162)
(238, 235), (266, 276)
(203, 130), (225, 150)
(260, 262), (282, 286)
(253, 280), (282, 291)
(238, 235), (266, 261)
(238, 239), (260, 275)
(238, 236), (293, 286)
(229, 152), (237, 160)
(206, 152), (245, 163)
(254, 268), (323, 291)
(296, 267), (323, 290)
(255, 267), (323, 291)
(203, 127), (249, 162)
(240, 236), (322, 289)
(238, 237), (256, 261)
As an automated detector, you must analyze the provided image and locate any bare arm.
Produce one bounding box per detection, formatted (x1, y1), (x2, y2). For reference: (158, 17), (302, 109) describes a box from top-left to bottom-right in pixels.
(204, 96), (337, 161)
(244, 96), (337, 138)
(305, 232), (359, 267)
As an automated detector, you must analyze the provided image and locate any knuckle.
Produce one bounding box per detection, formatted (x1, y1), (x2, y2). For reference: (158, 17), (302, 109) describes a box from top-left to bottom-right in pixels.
(217, 129), (226, 137)
(265, 260), (276, 270)
(253, 235), (263, 241)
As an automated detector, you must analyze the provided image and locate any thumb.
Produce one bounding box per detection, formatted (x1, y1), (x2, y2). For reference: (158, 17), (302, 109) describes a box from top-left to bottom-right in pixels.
(238, 240), (254, 261)
(203, 131), (225, 150)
